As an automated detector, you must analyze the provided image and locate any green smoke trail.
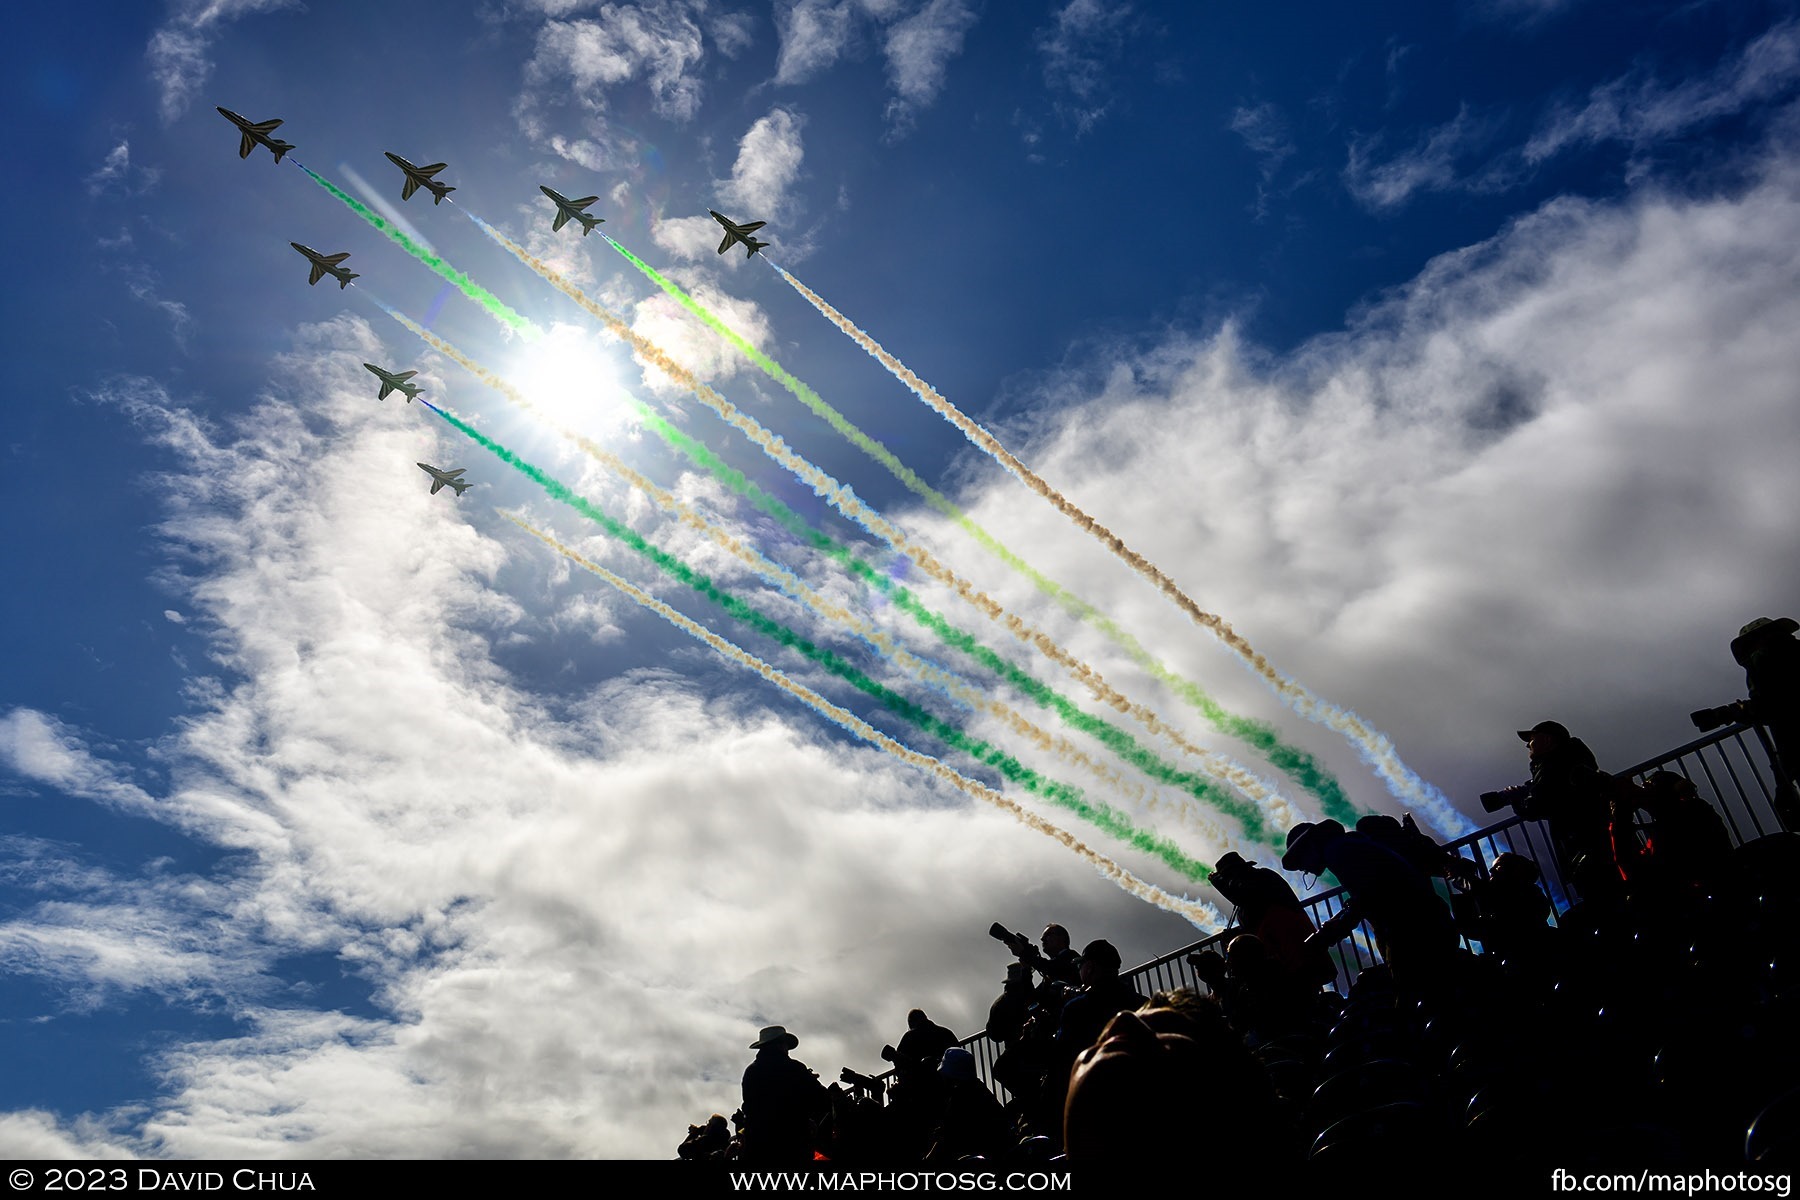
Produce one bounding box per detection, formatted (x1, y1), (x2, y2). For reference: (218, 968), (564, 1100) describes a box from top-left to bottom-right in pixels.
(416, 400), (1211, 881)
(631, 401), (1282, 844)
(605, 236), (1359, 826)
(294, 163), (539, 338)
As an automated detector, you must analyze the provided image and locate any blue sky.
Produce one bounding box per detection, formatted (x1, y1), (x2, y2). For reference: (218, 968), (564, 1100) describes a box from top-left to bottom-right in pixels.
(5, 0), (1800, 1158)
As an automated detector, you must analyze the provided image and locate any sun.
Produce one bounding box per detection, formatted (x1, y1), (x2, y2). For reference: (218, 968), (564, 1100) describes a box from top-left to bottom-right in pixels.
(502, 321), (640, 442)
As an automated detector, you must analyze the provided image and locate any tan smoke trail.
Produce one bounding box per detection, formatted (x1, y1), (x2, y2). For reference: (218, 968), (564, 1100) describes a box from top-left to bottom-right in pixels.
(380, 305), (1222, 830)
(448, 229), (1301, 833)
(776, 266), (1458, 831)
(504, 511), (1225, 931)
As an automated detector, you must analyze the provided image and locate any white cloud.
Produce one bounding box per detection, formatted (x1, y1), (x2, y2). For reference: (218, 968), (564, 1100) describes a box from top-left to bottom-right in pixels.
(146, 0), (299, 125)
(85, 141), (161, 198)
(937, 136), (1800, 825)
(3, 316), (1213, 1155)
(0, 710), (157, 817)
(725, 108), (806, 217)
(1036, 0), (1133, 133)
(1344, 104), (1502, 211)
(525, 9), (710, 122)
(1526, 19), (1800, 163)
(880, 0), (979, 138)
(774, 0), (859, 84)
(1229, 101), (1294, 181)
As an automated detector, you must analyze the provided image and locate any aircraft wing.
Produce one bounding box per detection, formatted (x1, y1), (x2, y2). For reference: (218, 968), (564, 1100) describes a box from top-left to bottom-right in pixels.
(238, 133), (256, 159)
(401, 176), (420, 201)
(736, 219), (766, 234)
(307, 261), (327, 285)
(393, 370), (417, 382)
(444, 468), (465, 478)
(717, 231), (734, 255)
(429, 477), (445, 495)
(416, 163), (447, 177)
(376, 382), (394, 399)
(552, 209), (571, 231)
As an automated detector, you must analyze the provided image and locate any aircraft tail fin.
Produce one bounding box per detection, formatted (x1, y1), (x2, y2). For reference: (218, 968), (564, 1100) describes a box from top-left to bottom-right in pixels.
(337, 271), (359, 290)
(450, 480), (471, 496)
(431, 185), (455, 204)
(270, 140), (293, 163)
(577, 212), (602, 234)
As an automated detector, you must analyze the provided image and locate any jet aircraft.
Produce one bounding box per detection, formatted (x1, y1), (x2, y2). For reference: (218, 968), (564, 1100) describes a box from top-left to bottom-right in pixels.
(363, 363), (423, 402)
(709, 210), (770, 258)
(385, 152), (456, 205)
(417, 463), (471, 497)
(291, 243), (359, 289)
(216, 107), (294, 162)
(539, 186), (604, 235)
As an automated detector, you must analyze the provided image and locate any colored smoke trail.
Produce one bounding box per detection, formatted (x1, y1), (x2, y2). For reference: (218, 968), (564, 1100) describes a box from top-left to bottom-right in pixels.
(447, 219), (1297, 838)
(415, 398), (1214, 880)
(634, 402), (1298, 843)
(503, 513), (1224, 930)
(606, 238), (1374, 829)
(770, 263), (1463, 833)
(370, 296), (1253, 837)
(294, 163), (539, 338)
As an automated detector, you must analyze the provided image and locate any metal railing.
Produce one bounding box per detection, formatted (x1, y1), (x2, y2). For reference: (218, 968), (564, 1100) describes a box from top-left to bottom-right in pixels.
(874, 720), (1793, 1102)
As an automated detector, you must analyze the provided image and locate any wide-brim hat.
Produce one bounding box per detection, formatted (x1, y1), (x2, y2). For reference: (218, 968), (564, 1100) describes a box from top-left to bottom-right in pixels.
(1281, 819), (1344, 873)
(750, 1025), (799, 1050)
(1732, 617), (1799, 666)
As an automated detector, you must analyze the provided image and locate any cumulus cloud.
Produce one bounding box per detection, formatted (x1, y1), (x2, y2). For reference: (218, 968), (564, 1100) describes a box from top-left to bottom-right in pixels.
(146, 0), (299, 124)
(1, 316), (1210, 1155)
(941, 135), (1800, 822)
(725, 107), (806, 216)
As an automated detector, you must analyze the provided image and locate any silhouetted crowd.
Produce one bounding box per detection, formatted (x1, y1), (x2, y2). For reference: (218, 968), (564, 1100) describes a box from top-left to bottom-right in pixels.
(678, 617), (1800, 1174)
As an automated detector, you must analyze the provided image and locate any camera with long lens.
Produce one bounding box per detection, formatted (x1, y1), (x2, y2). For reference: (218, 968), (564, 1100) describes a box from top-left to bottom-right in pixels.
(1690, 699), (1756, 733)
(1479, 782), (1534, 815)
(987, 922), (1033, 957)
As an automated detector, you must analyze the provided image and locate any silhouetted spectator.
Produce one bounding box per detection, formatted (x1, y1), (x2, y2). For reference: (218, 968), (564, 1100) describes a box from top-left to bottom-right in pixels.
(1454, 851), (1554, 965)
(1515, 720), (1624, 897)
(1282, 819), (1459, 985)
(1211, 851), (1337, 988)
(1625, 770), (1732, 892)
(925, 1048), (1010, 1163)
(1734, 617), (1800, 825)
(1357, 813), (1481, 886)
(1062, 993), (1281, 1164)
(1017, 923), (1082, 989)
(678, 1113), (731, 1160)
(893, 1009), (958, 1078)
(741, 1025), (829, 1165)
(1051, 939), (1147, 1076)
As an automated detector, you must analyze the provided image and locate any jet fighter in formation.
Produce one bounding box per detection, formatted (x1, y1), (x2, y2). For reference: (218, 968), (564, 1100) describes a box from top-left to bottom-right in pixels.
(364, 363), (423, 402)
(385, 152), (456, 205)
(217, 108), (295, 163)
(709, 210), (769, 258)
(291, 242), (359, 289)
(418, 463), (471, 496)
(539, 186), (604, 236)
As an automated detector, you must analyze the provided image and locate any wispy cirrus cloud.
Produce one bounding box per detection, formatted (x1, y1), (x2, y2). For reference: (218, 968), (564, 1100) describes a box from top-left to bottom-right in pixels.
(147, 0), (299, 125)
(768, 0), (978, 139)
(1036, 0), (1135, 134)
(1344, 104), (1506, 211)
(1525, 19), (1800, 163)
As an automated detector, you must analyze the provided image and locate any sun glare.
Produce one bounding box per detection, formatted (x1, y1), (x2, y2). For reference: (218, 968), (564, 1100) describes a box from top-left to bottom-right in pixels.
(503, 322), (639, 442)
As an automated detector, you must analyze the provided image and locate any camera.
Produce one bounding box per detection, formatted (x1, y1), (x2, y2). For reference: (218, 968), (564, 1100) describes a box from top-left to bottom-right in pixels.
(988, 922), (1032, 956)
(1690, 699), (1755, 733)
(1479, 782), (1533, 814)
